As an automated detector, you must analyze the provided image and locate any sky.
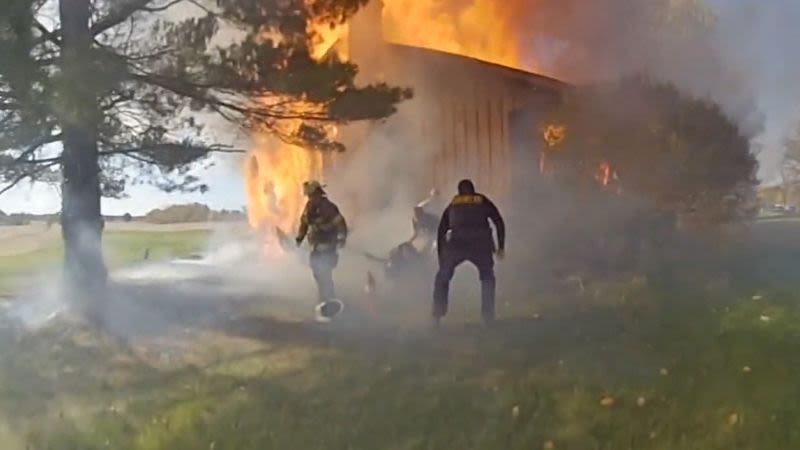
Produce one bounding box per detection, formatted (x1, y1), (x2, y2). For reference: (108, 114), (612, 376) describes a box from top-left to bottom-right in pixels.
(0, 154), (246, 215)
(709, 0), (800, 183)
(1, 0), (798, 214)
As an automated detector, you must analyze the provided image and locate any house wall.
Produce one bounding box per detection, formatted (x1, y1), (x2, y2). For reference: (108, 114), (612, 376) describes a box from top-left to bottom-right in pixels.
(338, 1), (565, 211)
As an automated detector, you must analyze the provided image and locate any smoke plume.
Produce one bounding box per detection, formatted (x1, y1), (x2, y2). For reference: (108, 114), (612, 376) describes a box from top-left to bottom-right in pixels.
(384, 0), (800, 179)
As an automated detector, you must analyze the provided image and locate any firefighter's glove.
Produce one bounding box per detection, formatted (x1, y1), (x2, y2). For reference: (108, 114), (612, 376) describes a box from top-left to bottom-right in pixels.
(496, 248), (505, 261)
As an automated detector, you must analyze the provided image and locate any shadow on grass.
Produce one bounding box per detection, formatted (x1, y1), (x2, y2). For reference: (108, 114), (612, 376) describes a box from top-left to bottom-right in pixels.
(9, 265), (800, 449)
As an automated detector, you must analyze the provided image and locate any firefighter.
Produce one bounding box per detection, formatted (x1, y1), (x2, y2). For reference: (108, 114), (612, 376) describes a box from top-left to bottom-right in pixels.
(296, 180), (348, 322)
(433, 179), (505, 326)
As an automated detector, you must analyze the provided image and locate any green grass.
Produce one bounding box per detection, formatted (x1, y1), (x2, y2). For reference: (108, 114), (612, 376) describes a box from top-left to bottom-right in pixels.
(0, 230), (211, 295)
(102, 230), (212, 267)
(3, 277), (800, 450)
(3, 224), (800, 449)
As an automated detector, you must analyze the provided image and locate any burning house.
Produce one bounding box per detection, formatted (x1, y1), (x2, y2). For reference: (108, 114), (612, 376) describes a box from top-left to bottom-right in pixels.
(246, 0), (569, 233)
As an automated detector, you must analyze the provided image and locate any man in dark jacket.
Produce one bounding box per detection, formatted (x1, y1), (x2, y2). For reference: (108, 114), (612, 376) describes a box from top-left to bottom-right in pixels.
(433, 179), (505, 326)
(296, 180), (348, 322)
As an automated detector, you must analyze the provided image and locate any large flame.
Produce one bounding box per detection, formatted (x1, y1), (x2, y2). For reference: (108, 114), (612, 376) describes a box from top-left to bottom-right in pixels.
(245, 135), (323, 244)
(244, 20), (339, 248)
(245, 0), (529, 242)
(310, 22), (348, 61)
(382, 0), (524, 70)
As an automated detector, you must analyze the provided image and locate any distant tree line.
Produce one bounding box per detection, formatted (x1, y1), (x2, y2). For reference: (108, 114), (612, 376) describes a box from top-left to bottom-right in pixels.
(142, 203), (245, 224)
(0, 203), (245, 226)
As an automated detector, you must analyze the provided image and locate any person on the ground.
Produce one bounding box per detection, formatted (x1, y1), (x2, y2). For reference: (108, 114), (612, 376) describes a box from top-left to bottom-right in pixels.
(409, 205), (439, 254)
(296, 180), (348, 322)
(433, 179), (505, 326)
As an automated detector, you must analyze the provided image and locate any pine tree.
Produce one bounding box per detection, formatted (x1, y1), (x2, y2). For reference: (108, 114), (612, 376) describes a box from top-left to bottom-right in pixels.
(0, 0), (409, 305)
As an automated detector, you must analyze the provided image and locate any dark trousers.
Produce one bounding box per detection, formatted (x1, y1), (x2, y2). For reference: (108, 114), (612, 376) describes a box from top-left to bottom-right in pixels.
(310, 249), (339, 302)
(433, 243), (496, 320)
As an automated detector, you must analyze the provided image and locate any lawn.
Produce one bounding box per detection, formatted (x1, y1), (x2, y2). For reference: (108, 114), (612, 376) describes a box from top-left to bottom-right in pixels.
(1, 275), (799, 450)
(0, 229), (211, 295)
(1, 223), (800, 449)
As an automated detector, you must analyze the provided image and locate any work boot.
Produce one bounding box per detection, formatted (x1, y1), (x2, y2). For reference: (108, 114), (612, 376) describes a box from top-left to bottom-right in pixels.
(315, 299), (344, 323)
(315, 306), (332, 323)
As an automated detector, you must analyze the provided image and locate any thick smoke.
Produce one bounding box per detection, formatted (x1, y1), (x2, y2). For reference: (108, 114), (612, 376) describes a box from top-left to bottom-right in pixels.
(404, 0), (800, 179)
(522, 0), (769, 138)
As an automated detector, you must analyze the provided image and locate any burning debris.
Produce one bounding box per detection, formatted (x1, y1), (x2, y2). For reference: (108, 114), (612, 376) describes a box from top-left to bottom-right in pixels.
(543, 124), (567, 147)
(541, 124), (567, 175)
(594, 161), (620, 192)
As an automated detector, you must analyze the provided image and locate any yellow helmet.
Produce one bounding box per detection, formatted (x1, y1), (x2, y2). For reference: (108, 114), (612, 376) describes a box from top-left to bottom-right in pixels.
(303, 180), (326, 196)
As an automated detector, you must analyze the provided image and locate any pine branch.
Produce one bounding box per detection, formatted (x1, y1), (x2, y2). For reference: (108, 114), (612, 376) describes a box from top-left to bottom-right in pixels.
(131, 72), (335, 122)
(33, 19), (61, 46)
(140, 0), (186, 13)
(91, 0), (157, 36)
(187, 0), (217, 16)
(99, 143), (243, 157)
(6, 132), (62, 166)
(0, 161), (60, 196)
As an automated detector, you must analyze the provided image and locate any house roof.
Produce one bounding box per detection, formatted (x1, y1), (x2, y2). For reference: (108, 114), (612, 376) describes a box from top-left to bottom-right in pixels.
(386, 43), (570, 91)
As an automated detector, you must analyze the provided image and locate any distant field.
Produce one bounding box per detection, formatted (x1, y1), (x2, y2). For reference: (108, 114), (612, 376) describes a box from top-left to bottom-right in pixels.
(0, 221), (235, 257)
(0, 224), (217, 295)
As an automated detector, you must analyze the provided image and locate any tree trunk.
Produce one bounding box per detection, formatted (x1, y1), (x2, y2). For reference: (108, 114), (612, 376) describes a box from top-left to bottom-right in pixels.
(59, 0), (108, 305)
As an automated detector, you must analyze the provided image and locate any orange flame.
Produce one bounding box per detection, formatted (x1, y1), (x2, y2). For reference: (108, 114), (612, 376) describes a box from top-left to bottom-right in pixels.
(543, 125), (567, 148)
(245, 135), (324, 251)
(383, 0), (525, 69)
(310, 22), (348, 61)
(245, 0), (531, 244)
(597, 162), (611, 186)
(540, 124), (566, 175)
(595, 161), (620, 191)
(244, 19), (341, 251)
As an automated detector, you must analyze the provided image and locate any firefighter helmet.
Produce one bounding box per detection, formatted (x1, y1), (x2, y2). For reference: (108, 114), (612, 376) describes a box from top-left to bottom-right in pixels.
(303, 180), (326, 196)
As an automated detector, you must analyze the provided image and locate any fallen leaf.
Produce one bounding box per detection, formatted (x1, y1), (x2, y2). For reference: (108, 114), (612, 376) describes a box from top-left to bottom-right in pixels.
(728, 413), (739, 426)
(637, 396), (647, 407)
(543, 440), (555, 450)
(511, 405), (520, 419)
(660, 368), (669, 376)
(742, 366), (752, 373)
(600, 396), (615, 407)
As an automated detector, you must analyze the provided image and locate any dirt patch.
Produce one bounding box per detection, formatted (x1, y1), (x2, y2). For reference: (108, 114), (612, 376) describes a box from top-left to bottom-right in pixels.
(0, 223), (59, 257)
